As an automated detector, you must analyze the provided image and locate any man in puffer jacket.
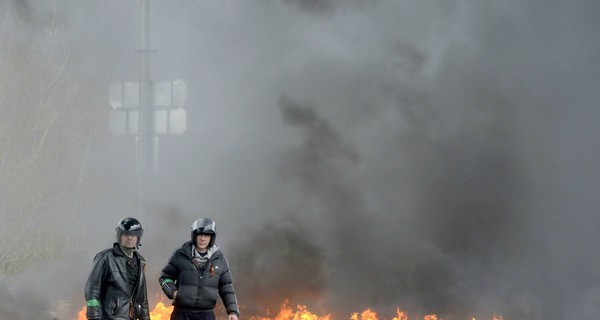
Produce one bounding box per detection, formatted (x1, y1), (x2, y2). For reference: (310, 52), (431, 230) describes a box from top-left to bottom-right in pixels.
(84, 217), (151, 320)
(159, 218), (239, 320)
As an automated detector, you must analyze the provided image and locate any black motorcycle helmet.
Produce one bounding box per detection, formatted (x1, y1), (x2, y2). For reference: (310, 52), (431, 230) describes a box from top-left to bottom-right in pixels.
(191, 218), (216, 248)
(116, 217), (144, 246)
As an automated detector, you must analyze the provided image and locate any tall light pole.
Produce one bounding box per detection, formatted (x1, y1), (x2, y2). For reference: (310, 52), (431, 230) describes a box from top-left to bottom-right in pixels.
(108, 1), (187, 216)
(135, 0), (155, 213)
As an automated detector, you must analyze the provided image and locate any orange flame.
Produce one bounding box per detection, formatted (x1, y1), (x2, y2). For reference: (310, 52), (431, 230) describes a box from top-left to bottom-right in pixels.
(350, 309), (377, 320)
(77, 307), (85, 320)
(149, 301), (175, 320)
(76, 301), (173, 320)
(249, 299), (330, 320)
(392, 308), (409, 320)
(76, 300), (503, 320)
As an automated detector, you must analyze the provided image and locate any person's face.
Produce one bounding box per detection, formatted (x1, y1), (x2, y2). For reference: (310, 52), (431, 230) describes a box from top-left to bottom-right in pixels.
(195, 233), (211, 252)
(120, 233), (138, 249)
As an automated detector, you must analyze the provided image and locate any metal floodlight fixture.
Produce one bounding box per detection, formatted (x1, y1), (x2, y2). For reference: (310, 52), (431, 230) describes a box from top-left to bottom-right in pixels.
(109, 82), (140, 109)
(152, 79), (187, 108)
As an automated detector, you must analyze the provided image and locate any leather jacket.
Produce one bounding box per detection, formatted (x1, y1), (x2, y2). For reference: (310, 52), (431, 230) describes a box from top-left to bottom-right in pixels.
(159, 242), (239, 316)
(84, 243), (150, 320)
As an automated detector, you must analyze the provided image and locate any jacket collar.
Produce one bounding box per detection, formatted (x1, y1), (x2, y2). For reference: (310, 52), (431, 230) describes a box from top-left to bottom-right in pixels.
(180, 241), (220, 259)
(112, 242), (140, 258)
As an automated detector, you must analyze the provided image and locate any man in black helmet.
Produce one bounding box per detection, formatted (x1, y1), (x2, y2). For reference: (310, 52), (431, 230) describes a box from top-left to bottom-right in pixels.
(84, 217), (151, 320)
(159, 218), (239, 320)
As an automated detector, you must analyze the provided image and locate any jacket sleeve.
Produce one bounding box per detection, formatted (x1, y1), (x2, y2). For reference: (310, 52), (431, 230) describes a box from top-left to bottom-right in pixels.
(138, 260), (151, 320)
(218, 256), (240, 316)
(84, 253), (106, 319)
(159, 250), (179, 299)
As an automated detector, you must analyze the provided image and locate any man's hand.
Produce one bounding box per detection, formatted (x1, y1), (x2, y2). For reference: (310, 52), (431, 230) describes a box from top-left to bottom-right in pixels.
(228, 313), (238, 320)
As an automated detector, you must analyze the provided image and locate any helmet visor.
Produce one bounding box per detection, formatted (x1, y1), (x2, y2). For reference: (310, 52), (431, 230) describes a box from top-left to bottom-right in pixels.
(120, 230), (143, 237)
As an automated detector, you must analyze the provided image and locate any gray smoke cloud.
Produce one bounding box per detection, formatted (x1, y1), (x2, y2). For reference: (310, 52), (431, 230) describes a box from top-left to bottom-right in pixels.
(1, 1), (600, 319)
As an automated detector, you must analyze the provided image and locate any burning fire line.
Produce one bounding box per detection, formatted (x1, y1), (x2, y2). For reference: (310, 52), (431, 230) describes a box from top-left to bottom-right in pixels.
(76, 300), (504, 320)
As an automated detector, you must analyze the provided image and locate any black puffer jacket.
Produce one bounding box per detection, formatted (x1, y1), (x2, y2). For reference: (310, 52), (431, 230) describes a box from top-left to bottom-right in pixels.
(84, 243), (150, 320)
(159, 242), (239, 316)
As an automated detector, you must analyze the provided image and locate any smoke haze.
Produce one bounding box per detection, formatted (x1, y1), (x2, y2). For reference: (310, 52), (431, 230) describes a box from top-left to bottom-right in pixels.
(1, 1), (600, 319)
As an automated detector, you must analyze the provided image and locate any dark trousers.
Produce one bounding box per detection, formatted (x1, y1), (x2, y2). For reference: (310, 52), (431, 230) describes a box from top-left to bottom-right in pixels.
(170, 310), (216, 320)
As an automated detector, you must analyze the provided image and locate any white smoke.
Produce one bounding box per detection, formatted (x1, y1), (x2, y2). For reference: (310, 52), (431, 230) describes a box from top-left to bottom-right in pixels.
(1, 1), (599, 319)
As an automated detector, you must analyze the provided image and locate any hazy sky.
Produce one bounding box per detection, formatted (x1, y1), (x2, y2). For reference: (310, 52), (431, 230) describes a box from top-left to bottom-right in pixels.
(1, 1), (600, 319)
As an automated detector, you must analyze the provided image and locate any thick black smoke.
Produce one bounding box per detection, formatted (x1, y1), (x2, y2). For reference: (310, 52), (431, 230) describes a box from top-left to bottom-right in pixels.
(233, 88), (521, 318)
(282, 0), (335, 14)
(232, 218), (327, 316)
